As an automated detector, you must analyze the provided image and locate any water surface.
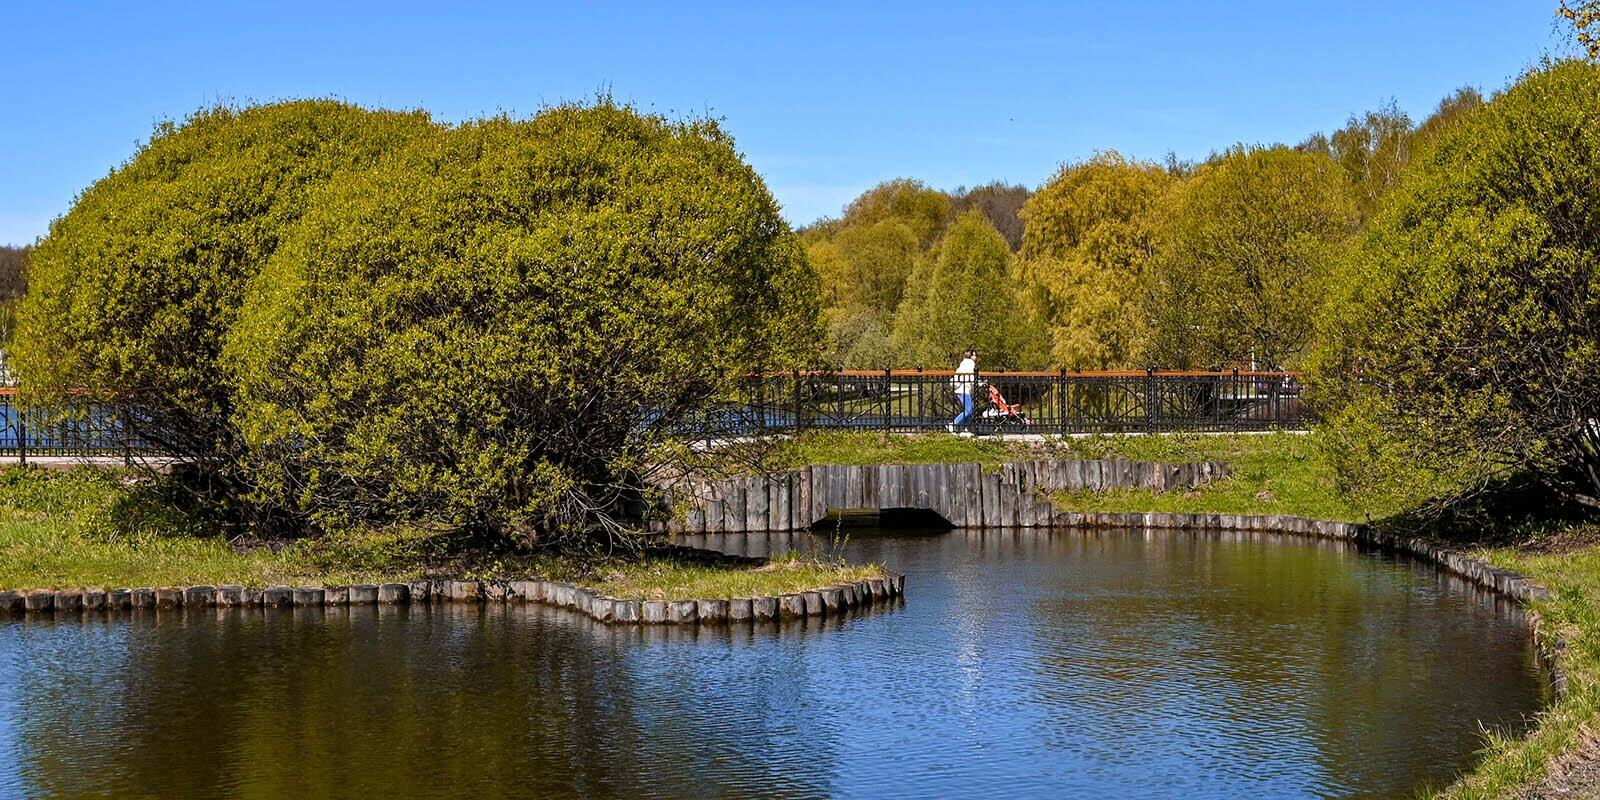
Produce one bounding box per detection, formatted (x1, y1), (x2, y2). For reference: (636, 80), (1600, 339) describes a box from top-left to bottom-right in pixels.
(0, 528), (1547, 799)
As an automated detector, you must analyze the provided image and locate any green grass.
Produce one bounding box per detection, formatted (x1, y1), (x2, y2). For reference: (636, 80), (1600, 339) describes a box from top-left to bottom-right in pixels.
(0, 466), (881, 599)
(589, 554), (883, 600)
(1043, 431), (1379, 522)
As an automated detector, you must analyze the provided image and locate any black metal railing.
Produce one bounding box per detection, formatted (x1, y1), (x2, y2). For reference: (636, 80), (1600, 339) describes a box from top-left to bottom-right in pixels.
(0, 370), (1307, 459)
(0, 390), (142, 461)
(711, 369), (1307, 436)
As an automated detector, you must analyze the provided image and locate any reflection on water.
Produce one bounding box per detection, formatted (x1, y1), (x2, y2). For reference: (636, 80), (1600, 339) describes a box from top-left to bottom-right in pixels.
(0, 528), (1548, 799)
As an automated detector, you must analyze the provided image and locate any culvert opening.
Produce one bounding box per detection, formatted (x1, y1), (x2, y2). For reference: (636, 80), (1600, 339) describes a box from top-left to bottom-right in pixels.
(812, 507), (955, 530)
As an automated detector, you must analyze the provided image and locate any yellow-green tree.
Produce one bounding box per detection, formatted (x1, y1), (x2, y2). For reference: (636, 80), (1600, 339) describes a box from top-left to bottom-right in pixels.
(1298, 102), (1414, 221)
(13, 101), (435, 485)
(1145, 146), (1358, 370)
(225, 104), (821, 541)
(809, 219), (919, 365)
(805, 179), (954, 366)
(840, 179), (952, 249)
(1561, 1), (1600, 59)
(890, 210), (1044, 369)
(1331, 102), (1414, 220)
(1016, 151), (1175, 369)
(1408, 87), (1484, 157)
(1314, 60), (1600, 510)
(951, 182), (1028, 251)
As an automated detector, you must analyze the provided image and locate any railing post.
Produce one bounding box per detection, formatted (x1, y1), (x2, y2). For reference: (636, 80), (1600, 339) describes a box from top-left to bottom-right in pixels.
(883, 368), (892, 431)
(122, 407), (133, 466)
(1057, 368), (1067, 436)
(17, 406), (26, 467)
(792, 369), (802, 433)
(1146, 367), (1158, 433)
(916, 366), (924, 431)
(754, 369), (766, 433)
(836, 367), (844, 429)
(1228, 368), (1238, 430)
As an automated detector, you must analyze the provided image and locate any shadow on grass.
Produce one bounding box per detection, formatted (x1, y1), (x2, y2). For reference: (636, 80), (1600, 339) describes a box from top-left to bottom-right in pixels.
(1372, 471), (1598, 551)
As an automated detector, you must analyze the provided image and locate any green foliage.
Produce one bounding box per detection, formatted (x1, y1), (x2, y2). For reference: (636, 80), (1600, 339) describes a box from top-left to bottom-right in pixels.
(1017, 151), (1175, 368)
(13, 101), (435, 471)
(1328, 101), (1414, 220)
(841, 178), (953, 249)
(890, 210), (1045, 369)
(225, 102), (822, 541)
(1561, 1), (1600, 60)
(1408, 87), (1484, 159)
(805, 179), (962, 366)
(817, 220), (918, 315)
(810, 219), (919, 365)
(1145, 145), (1359, 370)
(1313, 60), (1600, 509)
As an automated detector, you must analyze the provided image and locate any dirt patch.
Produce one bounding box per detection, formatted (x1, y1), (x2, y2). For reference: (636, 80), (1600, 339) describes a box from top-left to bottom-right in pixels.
(1517, 525), (1600, 556)
(1513, 730), (1600, 800)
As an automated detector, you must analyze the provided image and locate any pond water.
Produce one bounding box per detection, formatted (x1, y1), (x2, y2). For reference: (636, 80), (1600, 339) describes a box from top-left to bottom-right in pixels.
(0, 528), (1548, 799)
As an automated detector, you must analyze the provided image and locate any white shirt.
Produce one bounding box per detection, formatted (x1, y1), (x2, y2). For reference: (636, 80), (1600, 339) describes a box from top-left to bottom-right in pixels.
(952, 357), (977, 395)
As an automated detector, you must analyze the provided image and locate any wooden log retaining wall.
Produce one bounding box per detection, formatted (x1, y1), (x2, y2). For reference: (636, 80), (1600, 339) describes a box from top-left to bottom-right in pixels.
(0, 574), (906, 626)
(661, 460), (1231, 534)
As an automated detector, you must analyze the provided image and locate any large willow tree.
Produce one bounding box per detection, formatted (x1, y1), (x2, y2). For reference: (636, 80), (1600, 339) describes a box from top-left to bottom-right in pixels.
(225, 104), (821, 541)
(1314, 60), (1600, 509)
(1017, 151), (1175, 369)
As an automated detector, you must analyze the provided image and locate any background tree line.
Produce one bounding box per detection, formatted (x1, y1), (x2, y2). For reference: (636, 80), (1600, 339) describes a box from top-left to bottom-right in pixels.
(801, 87), (1483, 373)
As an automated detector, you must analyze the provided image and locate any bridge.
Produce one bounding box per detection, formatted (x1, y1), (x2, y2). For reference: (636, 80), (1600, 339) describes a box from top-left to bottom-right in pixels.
(711, 369), (1305, 436)
(0, 370), (1305, 460)
(657, 459), (1232, 534)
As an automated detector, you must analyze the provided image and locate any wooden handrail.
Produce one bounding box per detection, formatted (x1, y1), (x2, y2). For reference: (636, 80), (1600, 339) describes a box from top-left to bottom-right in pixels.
(756, 370), (1302, 379)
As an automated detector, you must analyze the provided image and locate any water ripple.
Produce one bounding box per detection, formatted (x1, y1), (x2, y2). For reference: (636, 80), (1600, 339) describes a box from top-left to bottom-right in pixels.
(0, 529), (1547, 799)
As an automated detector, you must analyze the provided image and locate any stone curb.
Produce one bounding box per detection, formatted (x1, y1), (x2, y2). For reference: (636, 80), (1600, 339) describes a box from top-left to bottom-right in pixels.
(0, 574), (905, 626)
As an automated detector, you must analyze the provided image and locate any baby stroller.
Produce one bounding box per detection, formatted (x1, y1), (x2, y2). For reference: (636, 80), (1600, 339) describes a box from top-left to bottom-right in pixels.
(977, 381), (1032, 433)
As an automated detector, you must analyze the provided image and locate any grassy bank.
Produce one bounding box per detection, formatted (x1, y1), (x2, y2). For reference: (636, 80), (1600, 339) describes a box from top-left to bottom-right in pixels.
(0, 467), (879, 599)
(1044, 431), (1376, 522)
(1439, 542), (1600, 799)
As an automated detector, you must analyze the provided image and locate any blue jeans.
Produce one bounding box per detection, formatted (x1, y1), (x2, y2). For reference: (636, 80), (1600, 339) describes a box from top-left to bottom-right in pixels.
(953, 392), (974, 425)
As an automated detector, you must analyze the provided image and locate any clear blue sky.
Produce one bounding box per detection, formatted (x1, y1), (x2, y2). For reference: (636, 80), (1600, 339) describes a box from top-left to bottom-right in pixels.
(0, 1), (1569, 246)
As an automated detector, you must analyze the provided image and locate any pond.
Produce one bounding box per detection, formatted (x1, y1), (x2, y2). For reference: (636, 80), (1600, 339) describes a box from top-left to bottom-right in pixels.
(0, 527), (1547, 799)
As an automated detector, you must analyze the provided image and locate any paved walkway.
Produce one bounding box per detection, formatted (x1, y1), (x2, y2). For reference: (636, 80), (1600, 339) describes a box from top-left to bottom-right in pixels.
(0, 455), (178, 471)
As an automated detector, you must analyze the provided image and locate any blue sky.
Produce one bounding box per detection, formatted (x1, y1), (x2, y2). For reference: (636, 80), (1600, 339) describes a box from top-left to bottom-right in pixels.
(0, 1), (1568, 246)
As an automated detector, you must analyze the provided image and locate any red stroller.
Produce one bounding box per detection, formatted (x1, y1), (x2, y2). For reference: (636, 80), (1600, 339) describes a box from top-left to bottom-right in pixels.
(978, 381), (1032, 433)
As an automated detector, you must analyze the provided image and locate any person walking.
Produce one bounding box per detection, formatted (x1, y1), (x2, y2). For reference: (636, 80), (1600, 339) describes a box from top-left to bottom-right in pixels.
(949, 348), (977, 435)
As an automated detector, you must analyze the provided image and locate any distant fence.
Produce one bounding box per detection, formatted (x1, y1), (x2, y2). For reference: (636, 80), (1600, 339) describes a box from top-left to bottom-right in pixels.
(707, 369), (1308, 436)
(0, 370), (1307, 460)
(0, 389), (140, 461)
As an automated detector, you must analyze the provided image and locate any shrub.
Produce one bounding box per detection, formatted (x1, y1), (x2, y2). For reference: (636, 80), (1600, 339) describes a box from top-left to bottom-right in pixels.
(225, 103), (821, 542)
(1313, 60), (1600, 509)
